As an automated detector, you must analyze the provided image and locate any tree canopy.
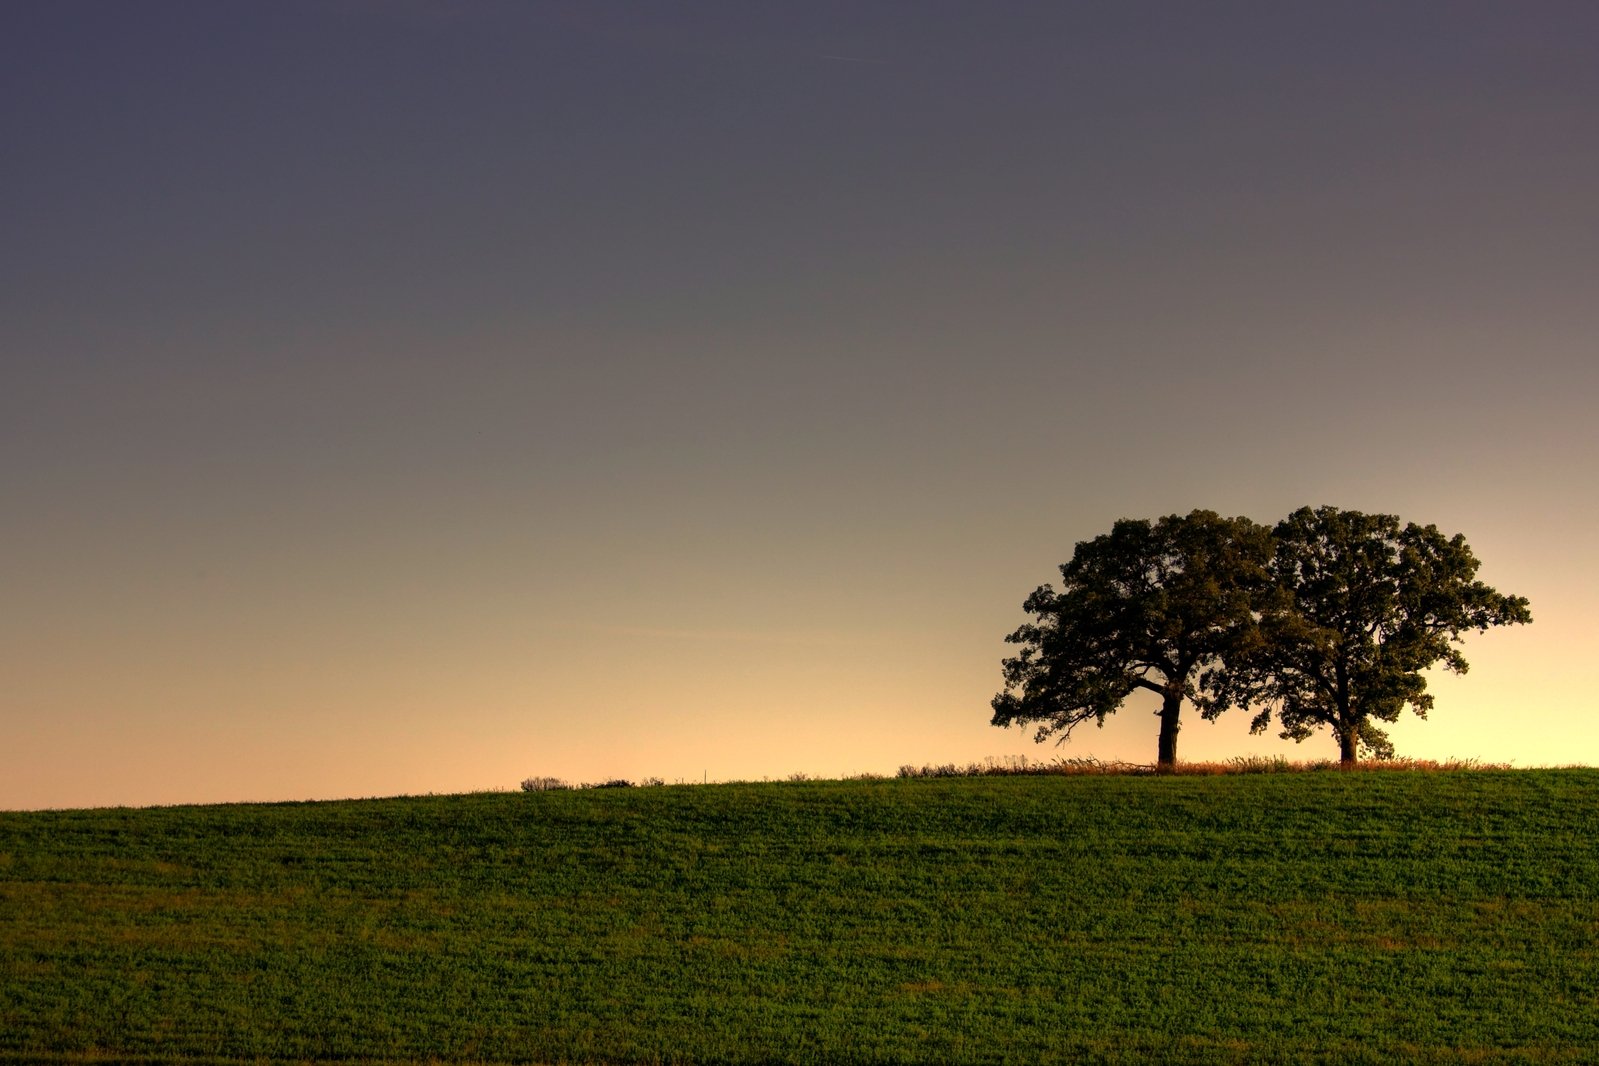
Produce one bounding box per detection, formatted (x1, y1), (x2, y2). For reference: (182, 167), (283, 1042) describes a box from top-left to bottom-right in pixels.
(990, 510), (1274, 767)
(993, 506), (1532, 767)
(1237, 505), (1532, 764)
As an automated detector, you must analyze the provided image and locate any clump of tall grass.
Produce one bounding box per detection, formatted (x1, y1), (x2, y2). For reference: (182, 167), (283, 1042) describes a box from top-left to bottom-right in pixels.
(894, 754), (1511, 779)
(523, 756), (1511, 793)
(896, 754), (1144, 779)
(1170, 756), (1511, 774)
(522, 776), (671, 792)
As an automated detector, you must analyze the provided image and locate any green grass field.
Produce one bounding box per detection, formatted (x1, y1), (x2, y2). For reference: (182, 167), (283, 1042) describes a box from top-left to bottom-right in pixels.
(3, 770), (1598, 1064)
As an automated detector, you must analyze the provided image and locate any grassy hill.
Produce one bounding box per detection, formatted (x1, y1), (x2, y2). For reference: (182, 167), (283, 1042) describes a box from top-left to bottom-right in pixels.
(3, 770), (1598, 1064)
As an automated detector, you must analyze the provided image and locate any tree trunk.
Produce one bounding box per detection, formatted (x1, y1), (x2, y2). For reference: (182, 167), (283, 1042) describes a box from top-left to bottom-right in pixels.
(1338, 724), (1358, 766)
(1334, 664), (1356, 767)
(1156, 690), (1183, 769)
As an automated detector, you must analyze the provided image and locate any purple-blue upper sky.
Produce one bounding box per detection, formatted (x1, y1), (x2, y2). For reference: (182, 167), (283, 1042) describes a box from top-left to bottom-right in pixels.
(4, 2), (1596, 807)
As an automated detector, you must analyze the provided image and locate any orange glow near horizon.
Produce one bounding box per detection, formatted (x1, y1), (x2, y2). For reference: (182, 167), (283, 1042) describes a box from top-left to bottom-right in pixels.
(3, 4), (1596, 809)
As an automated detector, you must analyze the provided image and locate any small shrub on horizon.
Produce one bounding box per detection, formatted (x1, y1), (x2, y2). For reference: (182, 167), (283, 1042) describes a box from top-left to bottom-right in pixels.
(519, 777), (571, 792)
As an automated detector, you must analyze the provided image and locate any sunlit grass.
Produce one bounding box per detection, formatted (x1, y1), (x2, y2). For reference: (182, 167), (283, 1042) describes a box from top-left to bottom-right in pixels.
(891, 753), (1515, 776)
(3, 770), (1597, 1063)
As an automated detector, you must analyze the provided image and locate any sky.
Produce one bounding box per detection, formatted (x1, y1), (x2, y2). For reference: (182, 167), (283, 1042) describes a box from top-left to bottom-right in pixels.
(4, 1), (1596, 809)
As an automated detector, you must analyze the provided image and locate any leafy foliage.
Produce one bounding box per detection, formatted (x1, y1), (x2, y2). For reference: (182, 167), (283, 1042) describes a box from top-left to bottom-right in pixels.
(1239, 506), (1532, 762)
(991, 510), (1274, 765)
(997, 506), (1532, 766)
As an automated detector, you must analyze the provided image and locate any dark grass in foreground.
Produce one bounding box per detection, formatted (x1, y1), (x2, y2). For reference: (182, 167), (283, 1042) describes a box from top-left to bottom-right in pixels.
(3, 772), (1598, 1064)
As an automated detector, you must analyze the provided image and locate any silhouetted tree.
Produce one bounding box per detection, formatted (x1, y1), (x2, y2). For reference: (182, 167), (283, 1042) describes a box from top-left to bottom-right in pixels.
(1235, 506), (1531, 764)
(991, 510), (1274, 767)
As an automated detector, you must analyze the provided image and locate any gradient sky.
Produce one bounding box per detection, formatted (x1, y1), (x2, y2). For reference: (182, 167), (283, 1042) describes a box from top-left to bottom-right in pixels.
(4, 1), (1596, 809)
